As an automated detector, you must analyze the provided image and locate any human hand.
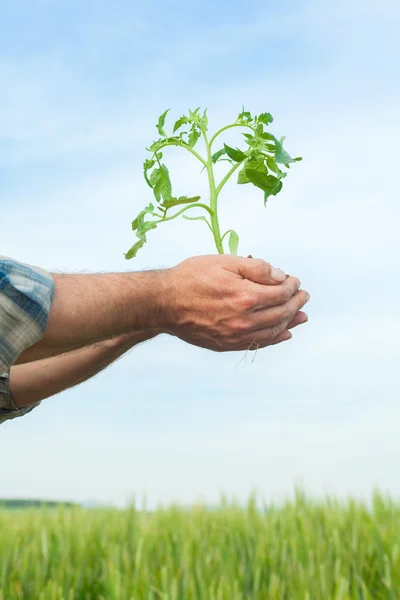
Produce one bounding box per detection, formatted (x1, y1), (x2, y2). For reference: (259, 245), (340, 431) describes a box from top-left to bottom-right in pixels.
(161, 255), (310, 352)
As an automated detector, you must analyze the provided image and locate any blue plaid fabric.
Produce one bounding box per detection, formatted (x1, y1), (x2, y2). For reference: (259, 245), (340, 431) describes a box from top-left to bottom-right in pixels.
(0, 256), (55, 423)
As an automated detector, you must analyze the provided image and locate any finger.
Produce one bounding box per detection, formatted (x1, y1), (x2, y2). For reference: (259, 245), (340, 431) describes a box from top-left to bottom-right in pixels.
(249, 276), (301, 311)
(254, 312), (308, 349)
(247, 290), (310, 332)
(230, 329), (292, 352)
(268, 330), (293, 345)
(232, 257), (287, 285)
(286, 311), (308, 330)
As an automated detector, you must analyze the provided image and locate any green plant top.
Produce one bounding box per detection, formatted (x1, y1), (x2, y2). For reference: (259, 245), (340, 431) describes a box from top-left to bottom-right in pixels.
(125, 107), (301, 259)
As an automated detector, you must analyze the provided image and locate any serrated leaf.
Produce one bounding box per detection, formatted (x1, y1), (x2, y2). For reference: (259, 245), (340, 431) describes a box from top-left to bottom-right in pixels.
(261, 132), (276, 142)
(173, 116), (189, 133)
(246, 169), (281, 194)
(132, 203), (155, 231)
(211, 148), (227, 163)
(275, 136), (296, 164)
(238, 157), (268, 184)
(237, 166), (250, 184)
(156, 109), (170, 137)
(237, 105), (252, 122)
(202, 109), (208, 130)
(266, 156), (280, 175)
(125, 240), (145, 259)
(188, 108), (201, 124)
(223, 144), (247, 162)
(228, 230), (239, 255)
(162, 195), (201, 209)
(188, 126), (201, 148)
(256, 123), (264, 136)
(264, 180), (283, 205)
(258, 112), (273, 125)
(143, 159), (155, 188)
(144, 159), (155, 170)
(150, 165), (172, 202)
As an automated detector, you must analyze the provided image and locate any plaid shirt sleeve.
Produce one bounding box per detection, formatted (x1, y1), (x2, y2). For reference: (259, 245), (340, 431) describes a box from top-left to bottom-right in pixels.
(0, 256), (55, 424)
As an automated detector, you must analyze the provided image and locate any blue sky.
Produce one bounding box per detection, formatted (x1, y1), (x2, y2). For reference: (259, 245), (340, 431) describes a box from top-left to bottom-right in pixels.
(1, 0), (400, 508)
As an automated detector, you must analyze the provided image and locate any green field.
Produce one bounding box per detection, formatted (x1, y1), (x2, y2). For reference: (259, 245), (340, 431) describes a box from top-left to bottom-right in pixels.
(1, 492), (399, 599)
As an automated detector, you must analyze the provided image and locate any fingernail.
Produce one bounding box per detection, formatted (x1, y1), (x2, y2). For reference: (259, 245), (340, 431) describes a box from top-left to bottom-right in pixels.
(304, 292), (311, 302)
(270, 266), (286, 282)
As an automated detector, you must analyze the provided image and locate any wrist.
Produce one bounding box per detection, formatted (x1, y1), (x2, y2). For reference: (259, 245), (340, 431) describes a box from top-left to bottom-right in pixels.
(109, 328), (161, 350)
(149, 269), (180, 334)
(128, 269), (178, 333)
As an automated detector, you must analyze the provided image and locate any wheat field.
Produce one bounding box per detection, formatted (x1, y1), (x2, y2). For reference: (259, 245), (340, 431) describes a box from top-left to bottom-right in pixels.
(0, 492), (399, 599)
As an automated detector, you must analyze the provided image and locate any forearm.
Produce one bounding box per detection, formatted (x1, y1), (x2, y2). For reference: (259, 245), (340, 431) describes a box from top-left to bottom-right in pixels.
(16, 270), (172, 364)
(9, 330), (159, 408)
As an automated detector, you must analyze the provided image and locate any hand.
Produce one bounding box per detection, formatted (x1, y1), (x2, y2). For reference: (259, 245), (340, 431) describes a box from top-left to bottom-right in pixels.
(162, 255), (310, 352)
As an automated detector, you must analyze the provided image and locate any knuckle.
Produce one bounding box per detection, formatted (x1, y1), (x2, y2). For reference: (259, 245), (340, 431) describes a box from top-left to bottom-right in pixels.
(281, 285), (294, 303)
(229, 318), (249, 335)
(236, 292), (256, 312)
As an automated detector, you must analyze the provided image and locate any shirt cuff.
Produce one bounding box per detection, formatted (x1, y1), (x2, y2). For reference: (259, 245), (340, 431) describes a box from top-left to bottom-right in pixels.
(0, 371), (40, 424)
(0, 256), (55, 372)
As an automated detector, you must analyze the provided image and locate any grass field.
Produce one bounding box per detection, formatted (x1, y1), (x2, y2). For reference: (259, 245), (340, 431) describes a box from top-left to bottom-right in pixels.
(0, 492), (399, 599)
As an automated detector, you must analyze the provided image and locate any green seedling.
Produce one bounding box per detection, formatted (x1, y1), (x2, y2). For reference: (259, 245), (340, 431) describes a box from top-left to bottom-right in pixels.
(125, 107), (301, 259)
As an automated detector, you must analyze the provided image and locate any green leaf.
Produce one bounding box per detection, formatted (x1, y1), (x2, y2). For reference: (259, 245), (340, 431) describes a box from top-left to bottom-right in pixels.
(264, 180), (282, 205)
(266, 155), (283, 176)
(143, 159), (155, 188)
(211, 148), (227, 163)
(246, 169), (282, 196)
(258, 112), (273, 125)
(156, 109), (170, 137)
(144, 159), (155, 170)
(188, 126), (201, 148)
(162, 195), (201, 209)
(188, 108), (202, 126)
(223, 144), (247, 162)
(202, 109), (208, 131)
(173, 116), (189, 133)
(261, 132), (276, 142)
(238, 158), (267, 184)
(274, 136), (296, 165)
(228, 230), (239, 256)
(125, 240), (145, 259)
(237, 106), (252, 123)
(132, 203), (155, 231)
(150, 165), (172, 202)
(237, 166), (250, 184)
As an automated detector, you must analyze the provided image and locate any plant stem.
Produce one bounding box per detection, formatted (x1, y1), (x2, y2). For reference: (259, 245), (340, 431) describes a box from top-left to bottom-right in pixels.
(203, 131), (224, 254)
(216, 160), (246, 196)
(154, 203), (213, 224)
(156, 141), (207, 167)
(209, 123), (254, 148)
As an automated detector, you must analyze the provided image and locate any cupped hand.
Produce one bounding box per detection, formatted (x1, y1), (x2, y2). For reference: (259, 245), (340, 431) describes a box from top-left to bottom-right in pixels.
(162, 255), (310, 352)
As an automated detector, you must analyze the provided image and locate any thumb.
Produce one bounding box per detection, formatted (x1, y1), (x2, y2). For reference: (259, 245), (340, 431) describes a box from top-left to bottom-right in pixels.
(233, 256), (287, 285)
